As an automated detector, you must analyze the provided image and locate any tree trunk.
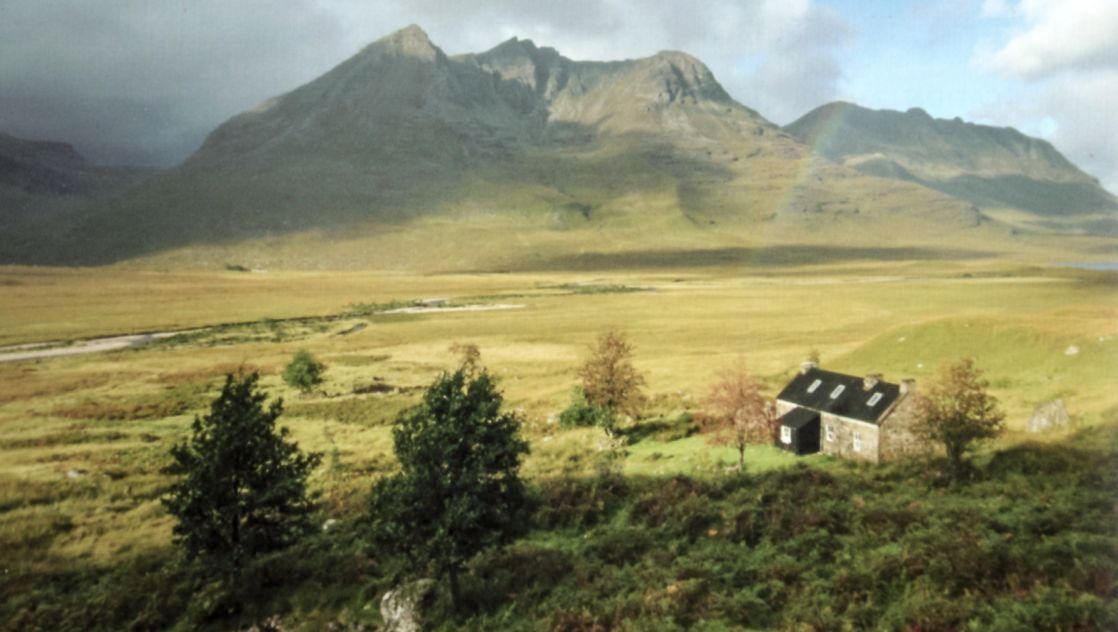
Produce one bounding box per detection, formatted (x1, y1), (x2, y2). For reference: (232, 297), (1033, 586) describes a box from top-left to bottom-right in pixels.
(738, 444), (745, 470)
(448, 566), (461, 611)
(946, 441), (966, 483)
(230, 474), (242, 577)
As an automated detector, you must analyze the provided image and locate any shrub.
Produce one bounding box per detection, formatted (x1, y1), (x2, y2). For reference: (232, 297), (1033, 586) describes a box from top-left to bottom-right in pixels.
(559, 386), (616, 430)
(282, 350), (325, 394)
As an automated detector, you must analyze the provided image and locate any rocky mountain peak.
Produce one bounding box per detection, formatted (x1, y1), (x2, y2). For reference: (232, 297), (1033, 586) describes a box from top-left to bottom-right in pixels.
(492, 36), (538, 54)
(635, 50), (732, 105)
(360, 24), (441, 63)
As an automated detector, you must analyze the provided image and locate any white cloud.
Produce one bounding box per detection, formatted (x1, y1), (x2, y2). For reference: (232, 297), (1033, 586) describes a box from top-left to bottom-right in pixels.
(979, 0), (1118, 78)
(1043, 71), (1118, 191)
(975, 0), (1118, 192)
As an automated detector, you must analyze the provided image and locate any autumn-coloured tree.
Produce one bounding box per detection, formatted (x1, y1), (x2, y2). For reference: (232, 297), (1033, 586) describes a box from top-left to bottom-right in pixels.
(703, 363), (776, 470)
(577, 330), (646, 425)
(917, 357), (1005, 482)
(449, 341), (481, 376)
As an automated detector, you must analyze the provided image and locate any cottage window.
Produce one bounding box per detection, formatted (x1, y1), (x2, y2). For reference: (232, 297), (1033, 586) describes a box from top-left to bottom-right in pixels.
(780, 426), (792, 444)
(852, 431), (862, 452)
(825, 424), (834, 442)
(867, 392), (883, 407)
(829, 384), (845, 399)
(806, 379), (822, 393)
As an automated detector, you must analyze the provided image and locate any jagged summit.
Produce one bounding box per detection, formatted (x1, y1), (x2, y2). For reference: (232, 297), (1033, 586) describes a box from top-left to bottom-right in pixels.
(192, 25), (763, 168)
(636, 50), (733, 105)
(363, 24), (440, 61)
(490, 36), (543, 54)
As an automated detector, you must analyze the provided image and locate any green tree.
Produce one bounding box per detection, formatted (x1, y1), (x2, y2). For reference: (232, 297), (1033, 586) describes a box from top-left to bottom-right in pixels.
(917, 358), (1005, 482)
(282, 350), (325, 394)
(577, 330), (646, 426)
(163, 372), (322, 577)
(367, 368), (530, 608)
(703, 362), (776, 470)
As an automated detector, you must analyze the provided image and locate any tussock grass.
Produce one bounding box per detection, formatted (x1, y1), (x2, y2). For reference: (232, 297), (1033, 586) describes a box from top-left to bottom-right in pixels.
(153, 362), (268, 385)
(0, 369), (114, 405)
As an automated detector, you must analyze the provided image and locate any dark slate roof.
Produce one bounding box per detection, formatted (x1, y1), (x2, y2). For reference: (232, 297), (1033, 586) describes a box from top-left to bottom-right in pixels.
(776, 367), (902, 425)
(779, 407), (820, 429)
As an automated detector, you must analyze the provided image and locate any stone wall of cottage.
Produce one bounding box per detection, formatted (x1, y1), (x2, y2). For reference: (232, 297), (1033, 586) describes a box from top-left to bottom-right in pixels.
(820, 413), (880, 463)
(878, 392), (937, 461)
(777, 384), (936, 464)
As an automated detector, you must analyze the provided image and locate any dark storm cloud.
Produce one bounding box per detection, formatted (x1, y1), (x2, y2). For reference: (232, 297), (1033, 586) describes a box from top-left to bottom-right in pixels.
(0, 1), (850, 167)
(0, 1), (351, 165)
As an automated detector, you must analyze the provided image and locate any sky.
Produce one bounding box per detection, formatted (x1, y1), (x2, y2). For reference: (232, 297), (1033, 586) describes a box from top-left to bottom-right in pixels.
(1, 0), (1115, 191)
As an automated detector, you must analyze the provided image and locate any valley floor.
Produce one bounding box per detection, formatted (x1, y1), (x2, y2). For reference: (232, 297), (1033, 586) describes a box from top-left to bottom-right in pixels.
(0, 259), (1115, 629)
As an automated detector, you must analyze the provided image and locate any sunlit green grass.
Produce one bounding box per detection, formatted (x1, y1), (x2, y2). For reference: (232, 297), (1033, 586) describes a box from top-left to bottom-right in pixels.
(623, 434), (807, 477)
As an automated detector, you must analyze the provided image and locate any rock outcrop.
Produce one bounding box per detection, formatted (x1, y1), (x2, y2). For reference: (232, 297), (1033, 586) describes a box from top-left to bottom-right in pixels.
(1027, 399), (1070, 433)
(380, 578), (434, 632)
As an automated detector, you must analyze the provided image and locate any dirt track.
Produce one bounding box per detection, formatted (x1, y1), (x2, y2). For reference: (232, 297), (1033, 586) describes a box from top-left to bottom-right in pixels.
(0, 332), (183, 363)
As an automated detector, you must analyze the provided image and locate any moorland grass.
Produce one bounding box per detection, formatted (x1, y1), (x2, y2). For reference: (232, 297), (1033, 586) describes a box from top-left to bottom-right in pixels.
(0, 261), (1115, 629)
(3, 429), (1114, 631)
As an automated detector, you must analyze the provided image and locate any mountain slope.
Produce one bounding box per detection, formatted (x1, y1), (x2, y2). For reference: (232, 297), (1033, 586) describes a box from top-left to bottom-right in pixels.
(3, 27), (1000, 268)
(785, 102), (1118, 232)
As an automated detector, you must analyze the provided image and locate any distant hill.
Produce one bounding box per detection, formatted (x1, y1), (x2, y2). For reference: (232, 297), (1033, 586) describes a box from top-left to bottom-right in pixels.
(0, 27), (1050, 269)
(0, 132), (148, 217)
(0, 133), (151, 256)
(785, 102), (1118, 233)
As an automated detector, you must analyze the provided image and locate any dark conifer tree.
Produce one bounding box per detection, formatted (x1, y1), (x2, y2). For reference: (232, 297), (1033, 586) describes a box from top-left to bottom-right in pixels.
(164, 372), (321, 576)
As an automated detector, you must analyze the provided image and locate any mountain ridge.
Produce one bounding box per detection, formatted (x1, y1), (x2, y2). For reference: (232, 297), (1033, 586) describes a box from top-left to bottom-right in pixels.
(1, 25), (1107, 269)
(785, 102), (1117, 231)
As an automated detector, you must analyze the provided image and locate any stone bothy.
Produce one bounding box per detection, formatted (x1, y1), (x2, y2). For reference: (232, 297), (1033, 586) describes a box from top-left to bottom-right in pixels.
(775, 365), (925, 463)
